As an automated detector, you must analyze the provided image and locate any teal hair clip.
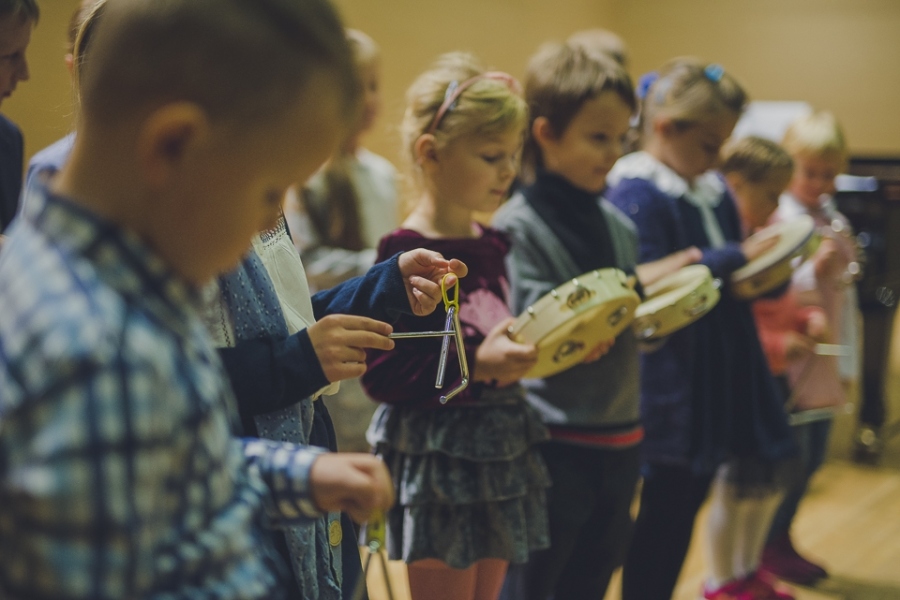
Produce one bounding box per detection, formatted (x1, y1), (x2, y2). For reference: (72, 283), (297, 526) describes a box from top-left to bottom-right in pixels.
(704, 63), (725, 83)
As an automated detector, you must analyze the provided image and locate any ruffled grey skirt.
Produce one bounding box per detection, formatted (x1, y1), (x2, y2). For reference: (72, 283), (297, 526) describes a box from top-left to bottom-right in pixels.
(366, 386), (551, 569)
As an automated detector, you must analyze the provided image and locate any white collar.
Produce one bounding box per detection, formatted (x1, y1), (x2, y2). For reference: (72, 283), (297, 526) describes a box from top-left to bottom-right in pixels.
(609, 151), (727, 247)
(608, 151), (725, 208)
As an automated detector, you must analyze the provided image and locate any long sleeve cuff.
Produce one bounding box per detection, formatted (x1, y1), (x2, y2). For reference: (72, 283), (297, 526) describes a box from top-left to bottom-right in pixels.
(700, 242), (747, 279)
(242, 439), (327, 526)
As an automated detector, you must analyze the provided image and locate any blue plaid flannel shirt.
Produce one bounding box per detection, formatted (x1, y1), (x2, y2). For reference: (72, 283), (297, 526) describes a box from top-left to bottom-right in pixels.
(0, 189), (326, 599)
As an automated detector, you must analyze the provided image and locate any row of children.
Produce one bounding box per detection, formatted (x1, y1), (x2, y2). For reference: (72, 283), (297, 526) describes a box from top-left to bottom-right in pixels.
(280, 25), (857, 600)
(280, 29), (852, 598)
(0, 2), (858, 600)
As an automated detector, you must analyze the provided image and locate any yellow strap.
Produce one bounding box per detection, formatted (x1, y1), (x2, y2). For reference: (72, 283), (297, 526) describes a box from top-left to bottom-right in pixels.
(365, 509), (387, 549)
(441, 273), (459, 312)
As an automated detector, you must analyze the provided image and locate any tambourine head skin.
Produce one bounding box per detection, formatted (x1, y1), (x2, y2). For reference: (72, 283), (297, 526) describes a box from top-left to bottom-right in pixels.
(508, 268), (640, 379)
(632, 264), (720, 341)
(730, 215), (818, 300)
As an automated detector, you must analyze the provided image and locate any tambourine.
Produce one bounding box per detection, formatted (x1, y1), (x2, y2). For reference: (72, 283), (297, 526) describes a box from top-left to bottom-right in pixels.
(507, 268), (640, 379)
(632, 265), (720, 341)
(731, 215), (819, 300)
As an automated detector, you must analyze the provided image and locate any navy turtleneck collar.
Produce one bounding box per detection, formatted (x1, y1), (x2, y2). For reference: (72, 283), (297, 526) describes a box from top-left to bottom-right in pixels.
(523, 169), (618, 274)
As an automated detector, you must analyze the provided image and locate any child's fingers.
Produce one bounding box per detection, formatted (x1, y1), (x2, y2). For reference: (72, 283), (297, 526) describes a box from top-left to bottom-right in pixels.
(328, 314), (394, 336)
(326, 362), (367, 381)
(340, 329), (395, 352)
(337, 456), (395, 522)
(505, 341), (539, 363)
(408, 275), (442, 303)
(447, 258), (468, 279)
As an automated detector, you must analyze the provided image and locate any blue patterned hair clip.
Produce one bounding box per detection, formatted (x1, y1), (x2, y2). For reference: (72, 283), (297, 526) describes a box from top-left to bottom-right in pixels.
(636, 71), (659, 100)
(704, 63), (725, 83)
(443, 80), (460, 110)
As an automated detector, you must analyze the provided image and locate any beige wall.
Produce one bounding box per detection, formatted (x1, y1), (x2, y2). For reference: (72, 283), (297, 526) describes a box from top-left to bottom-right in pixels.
(332, 0), (614, 164)
(612, 0), (900, 156)
(4, 0), (899, 172)
(4, 1), (80, 168)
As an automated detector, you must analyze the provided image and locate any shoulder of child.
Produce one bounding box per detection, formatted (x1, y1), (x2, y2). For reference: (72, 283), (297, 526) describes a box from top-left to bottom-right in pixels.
(0, 113), (23, 150)
(357, 147), (398, 176)
(0, 246), (131, 403)
(605, 175), (672, 222)
(376, 227), (426, 258)
(491, 191), (529, 228)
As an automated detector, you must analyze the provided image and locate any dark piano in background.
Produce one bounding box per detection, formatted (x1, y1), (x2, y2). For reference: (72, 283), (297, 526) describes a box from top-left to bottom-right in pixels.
(834, 156), (900, 462)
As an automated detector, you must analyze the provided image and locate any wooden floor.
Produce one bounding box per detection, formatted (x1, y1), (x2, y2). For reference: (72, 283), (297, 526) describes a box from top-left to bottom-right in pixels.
(363, 457), (900, 600)
(363, 320), (900, 600)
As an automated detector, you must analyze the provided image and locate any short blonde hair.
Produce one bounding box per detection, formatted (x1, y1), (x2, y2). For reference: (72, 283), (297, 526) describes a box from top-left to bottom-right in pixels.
(641, 57), (747, 138)
(71, 0), (107, 94)
(720, 136), (793, 184)
(400, 52), (528, 170)
(346, 28), (379, 68)
(782, 110), (848, 163)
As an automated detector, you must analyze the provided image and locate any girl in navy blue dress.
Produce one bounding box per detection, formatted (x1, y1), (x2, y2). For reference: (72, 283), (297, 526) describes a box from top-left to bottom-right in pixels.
(606, 59), (796, 600)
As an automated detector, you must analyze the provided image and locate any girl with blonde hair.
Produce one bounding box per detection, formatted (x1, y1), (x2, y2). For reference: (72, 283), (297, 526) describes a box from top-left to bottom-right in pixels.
(362, 52), (551, 600)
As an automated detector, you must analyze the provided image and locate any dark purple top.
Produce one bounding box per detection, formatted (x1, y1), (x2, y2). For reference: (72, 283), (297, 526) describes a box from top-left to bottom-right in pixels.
(363, 226), (513, 409)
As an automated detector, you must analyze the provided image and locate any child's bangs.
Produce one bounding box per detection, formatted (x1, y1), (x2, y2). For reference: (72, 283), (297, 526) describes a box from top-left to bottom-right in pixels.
(444, 85), (527, 141)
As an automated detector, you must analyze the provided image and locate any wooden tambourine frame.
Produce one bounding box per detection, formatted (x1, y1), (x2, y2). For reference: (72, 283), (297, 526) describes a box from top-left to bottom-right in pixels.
(508, 268), (640, 379)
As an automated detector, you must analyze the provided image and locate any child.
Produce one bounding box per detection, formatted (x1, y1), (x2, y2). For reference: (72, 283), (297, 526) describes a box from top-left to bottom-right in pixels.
(761, 111), (861, 585)
(0, 0), (37, 233)
(713, 135), (832, 599)
(24, 0), (101, 199)
(205, 222), (466, 599)
(493, 41), (661, 600)
(286, 28), (398, 293)
(361, 52), (551, 600)
(606, 60), (796, 600)
(0, 1), (463, 597)
(285, 28), (399, 453)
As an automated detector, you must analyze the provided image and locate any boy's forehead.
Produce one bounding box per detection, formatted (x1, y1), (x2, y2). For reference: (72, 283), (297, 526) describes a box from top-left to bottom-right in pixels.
(795, 151), (842, 169)
(573, 92), (632, 122)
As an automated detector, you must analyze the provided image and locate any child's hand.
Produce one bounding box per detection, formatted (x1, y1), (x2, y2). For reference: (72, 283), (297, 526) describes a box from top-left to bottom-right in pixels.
(474, 317), (538, 387)
(309, 453), (395, 524)
(784, 331), (815, 361)
(636, 247), (703, 287)
(397, 249), (468, 316)
(583, 338), (616, 363)
(741, 234), (778, 262)
(805, 311), (830, 343)
(813, 238), (841, 280)
(308, 315), (394, 382)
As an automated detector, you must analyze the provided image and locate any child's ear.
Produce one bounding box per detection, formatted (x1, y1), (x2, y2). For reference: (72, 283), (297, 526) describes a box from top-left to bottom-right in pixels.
(723, 171), (744, 196)
(653, 115), (675, 138)
(532, 117), (557, 150)
(137, 102), (210, 188)
(414, 133), (439, 169)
